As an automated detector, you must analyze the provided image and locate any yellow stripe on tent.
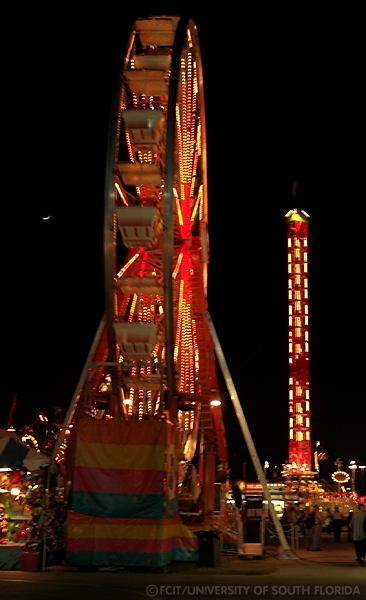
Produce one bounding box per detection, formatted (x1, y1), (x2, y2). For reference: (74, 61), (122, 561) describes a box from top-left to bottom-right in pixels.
(68, 521), (196, 541)
(75, 442), (166, 470)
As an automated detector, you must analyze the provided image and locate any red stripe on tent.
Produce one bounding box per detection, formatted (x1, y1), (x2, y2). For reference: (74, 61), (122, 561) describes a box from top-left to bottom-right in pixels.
(78, 419), (170, 445)
(67, 536), (197, 554)
(68, 512), (182, 527)
(73, 467), (165, 494)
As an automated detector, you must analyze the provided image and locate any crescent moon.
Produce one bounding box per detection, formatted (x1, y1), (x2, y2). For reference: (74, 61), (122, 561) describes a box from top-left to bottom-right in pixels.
(41, 215), (51, 221)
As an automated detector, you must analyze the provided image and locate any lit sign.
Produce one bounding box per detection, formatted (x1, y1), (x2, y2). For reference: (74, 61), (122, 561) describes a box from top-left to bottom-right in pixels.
(331, 470), (350, 484)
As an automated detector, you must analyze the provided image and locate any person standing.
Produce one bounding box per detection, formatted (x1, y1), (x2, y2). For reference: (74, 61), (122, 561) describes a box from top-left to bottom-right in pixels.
(350, 503), (366, 565)
(309, 505), (323, 551)
(331, 506), (343, 543)
(304, 507), (315, 550)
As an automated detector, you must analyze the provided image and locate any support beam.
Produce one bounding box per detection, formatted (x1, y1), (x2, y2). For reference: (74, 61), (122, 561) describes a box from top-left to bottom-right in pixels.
(206, 312), (297, 559)
(51, 316), (106, 461)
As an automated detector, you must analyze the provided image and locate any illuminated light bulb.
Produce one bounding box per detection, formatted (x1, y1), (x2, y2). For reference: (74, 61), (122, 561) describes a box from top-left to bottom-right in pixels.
(210, 399), (221, 407)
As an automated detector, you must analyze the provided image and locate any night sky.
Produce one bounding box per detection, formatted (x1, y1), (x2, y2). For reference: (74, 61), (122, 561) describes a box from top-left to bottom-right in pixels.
(4, 10), (365, 489)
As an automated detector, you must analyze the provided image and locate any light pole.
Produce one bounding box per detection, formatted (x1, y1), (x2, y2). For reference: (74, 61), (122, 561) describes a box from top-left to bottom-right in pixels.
(348, 460), (357, 493)
(358, 465), (366, 495)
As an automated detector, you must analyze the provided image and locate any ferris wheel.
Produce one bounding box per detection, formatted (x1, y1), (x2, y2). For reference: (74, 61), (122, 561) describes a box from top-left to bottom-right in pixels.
(54, 16), (228, 517)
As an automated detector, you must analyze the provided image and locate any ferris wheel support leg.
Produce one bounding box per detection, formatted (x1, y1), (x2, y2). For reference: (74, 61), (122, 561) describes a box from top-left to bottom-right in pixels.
(51, 316), (107, 461)
(206, 312), (298, 559)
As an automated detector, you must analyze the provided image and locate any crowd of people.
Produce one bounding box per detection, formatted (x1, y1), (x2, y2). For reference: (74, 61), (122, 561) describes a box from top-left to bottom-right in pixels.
(281, 502), (366, 564)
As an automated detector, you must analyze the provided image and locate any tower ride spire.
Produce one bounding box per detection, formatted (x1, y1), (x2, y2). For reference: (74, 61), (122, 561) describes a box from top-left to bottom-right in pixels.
(285, 208), (312, 475)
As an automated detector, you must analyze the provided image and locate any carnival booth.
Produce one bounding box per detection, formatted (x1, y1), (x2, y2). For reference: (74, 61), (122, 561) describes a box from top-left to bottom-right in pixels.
(0, 429), (50, 569)
(238, 486), (265, 559)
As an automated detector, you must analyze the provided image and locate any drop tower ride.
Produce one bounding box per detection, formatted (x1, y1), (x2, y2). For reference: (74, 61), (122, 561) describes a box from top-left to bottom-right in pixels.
(285, 208), (312, 475)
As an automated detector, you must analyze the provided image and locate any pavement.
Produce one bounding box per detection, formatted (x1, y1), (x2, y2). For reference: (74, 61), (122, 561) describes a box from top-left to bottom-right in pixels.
(0, 536), (365, 600)
(181, 535), (365, 574)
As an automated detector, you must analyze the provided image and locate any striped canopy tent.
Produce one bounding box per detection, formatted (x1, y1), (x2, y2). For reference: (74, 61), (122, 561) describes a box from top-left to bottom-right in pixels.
(0, 429), (50, 471)
(66, 418), (198, 567)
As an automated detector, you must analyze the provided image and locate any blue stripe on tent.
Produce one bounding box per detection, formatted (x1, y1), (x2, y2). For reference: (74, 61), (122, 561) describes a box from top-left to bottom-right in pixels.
(71, 490), (164, 518)
(0, 438), (28, 468)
